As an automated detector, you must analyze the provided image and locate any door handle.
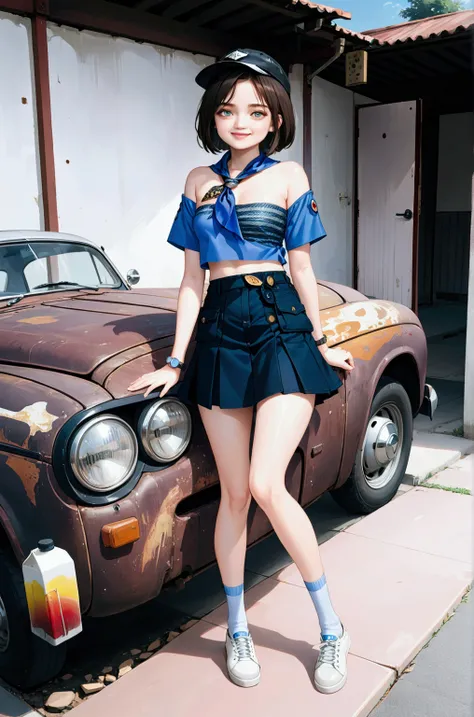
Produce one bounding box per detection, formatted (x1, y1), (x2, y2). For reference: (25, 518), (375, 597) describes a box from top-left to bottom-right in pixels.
(395, 209), (413, 220)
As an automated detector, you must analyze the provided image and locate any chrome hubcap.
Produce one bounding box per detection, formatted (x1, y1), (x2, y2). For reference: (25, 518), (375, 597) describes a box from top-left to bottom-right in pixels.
(362, 403), (403, 490)
(0, 594), (10, 652)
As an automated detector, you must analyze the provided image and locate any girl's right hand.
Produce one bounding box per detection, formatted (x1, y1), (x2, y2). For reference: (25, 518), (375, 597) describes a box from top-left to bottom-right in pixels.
(127, 365), (181, 398)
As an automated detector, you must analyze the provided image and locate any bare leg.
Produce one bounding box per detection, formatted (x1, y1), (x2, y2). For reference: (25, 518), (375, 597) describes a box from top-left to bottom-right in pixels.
(198, 404), (253, 586)
(249, 392), (324, 582)
(198, 403), (261, 688)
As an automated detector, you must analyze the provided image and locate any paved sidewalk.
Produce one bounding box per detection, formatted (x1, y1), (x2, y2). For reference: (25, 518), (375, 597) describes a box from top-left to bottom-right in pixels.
(0, 682), (38, 717)
(371, 593), (473, 716)
(67, 467), (472, 717)
(2, 452), (471, 717)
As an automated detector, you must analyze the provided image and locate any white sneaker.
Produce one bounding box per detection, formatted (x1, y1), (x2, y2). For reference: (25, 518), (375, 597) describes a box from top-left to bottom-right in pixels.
(225, 631), (261, 688)
(313, 627), (351, 694)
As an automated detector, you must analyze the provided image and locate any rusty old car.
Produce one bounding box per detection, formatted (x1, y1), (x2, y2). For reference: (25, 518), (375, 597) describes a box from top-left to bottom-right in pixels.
(0, 230), (437, 688)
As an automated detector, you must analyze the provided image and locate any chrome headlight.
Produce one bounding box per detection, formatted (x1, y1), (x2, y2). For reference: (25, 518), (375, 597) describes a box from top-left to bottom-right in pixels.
(70, 415), (138, 492)
(139, 399), (191, 463)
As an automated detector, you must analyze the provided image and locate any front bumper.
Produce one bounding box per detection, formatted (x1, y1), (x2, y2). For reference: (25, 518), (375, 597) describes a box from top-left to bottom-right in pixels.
(419, 383), (438, 420)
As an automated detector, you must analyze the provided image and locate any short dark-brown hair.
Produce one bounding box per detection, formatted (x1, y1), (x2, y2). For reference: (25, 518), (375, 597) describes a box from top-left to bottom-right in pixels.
(195, 71), (295, 155)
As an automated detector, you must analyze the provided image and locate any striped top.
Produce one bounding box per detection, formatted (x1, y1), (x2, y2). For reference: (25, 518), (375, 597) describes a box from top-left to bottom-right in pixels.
(167, 191), (327, 270)
(196, 202), (287, 248)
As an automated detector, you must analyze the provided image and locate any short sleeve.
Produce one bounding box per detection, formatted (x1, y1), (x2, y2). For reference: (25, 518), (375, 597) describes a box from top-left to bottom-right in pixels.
(285, 189), (327, 251)
(167, 194), (200, 253)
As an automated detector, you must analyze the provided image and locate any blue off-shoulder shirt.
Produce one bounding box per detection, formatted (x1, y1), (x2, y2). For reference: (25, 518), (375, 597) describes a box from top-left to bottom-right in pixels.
(167, 189), (327, 270)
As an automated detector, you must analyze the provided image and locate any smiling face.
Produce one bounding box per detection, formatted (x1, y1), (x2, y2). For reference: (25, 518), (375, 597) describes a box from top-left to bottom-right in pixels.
(214, 79), (275, 152)
(196, 71), (295, 155)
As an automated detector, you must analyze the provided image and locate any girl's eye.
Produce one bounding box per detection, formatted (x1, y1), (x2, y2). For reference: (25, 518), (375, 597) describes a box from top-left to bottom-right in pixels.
(252, 111), (265, 118)
(218, 109), (232, 117)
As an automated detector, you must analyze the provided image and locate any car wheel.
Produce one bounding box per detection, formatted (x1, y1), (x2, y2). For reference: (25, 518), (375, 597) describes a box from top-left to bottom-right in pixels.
(330, 379), (413, 514)
(0, 548), (67, 689)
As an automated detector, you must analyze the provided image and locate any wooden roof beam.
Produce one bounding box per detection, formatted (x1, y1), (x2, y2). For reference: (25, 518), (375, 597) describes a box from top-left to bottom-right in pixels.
(47, 0), (230, 56)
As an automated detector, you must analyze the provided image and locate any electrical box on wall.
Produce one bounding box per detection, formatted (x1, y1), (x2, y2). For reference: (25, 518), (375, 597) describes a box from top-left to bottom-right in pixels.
(345, 50), (368, 86)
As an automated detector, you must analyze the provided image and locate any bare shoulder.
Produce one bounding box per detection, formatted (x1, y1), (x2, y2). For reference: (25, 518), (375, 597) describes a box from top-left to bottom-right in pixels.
(184, 165), (214, 201)
(278, 160), (307, 178)
(277, 161), (310, 205)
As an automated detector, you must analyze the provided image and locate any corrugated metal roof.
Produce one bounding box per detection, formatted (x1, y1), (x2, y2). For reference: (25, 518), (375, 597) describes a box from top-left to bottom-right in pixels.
(364, 9), (474, 45)
(331, 23), (374, 44)
(291, 0), (351, 20)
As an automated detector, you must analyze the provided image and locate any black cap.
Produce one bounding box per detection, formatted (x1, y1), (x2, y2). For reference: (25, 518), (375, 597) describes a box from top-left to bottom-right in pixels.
(195, 49), (291, 95)
(38, 538), (55, 552)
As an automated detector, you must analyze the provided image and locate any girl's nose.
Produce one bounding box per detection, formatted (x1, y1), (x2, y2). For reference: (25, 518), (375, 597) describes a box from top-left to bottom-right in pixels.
(234, 114), (248, 129)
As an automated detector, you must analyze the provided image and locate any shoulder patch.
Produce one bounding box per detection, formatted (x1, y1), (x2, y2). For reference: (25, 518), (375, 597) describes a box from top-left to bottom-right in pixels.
(311, 199), (318, 213)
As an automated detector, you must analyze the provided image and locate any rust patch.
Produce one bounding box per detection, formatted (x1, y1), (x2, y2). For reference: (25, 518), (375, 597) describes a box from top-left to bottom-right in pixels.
(6, 455), (40, 505)
(141, 485), (182, 572)
(18, 315), (58, 325)
(0, 401), (59, 437)
(0, 429), (14, 447)
(323, 301), (400, 343)
(348, 326), (404, 360)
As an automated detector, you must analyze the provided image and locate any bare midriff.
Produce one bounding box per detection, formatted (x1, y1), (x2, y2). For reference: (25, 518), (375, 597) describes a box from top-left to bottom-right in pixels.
(208, 259), (286, 281)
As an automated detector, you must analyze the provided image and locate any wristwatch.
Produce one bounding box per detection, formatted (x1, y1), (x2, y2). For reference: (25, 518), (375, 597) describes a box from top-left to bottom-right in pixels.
(313, 334), (328, 347)
(166, 356), (185, 369)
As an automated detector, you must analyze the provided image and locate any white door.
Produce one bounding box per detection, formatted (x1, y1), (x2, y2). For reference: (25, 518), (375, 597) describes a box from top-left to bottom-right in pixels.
(357, 101), (419, 309)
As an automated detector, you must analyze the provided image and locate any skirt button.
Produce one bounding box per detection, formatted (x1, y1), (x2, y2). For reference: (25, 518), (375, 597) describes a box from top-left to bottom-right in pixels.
(266, 276), (275, 286)
(267, 314), (276, 323)
(201, 317), (206, 323)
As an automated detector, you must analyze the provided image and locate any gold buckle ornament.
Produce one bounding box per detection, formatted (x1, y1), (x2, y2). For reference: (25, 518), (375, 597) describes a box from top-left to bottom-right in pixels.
(244, 274), (263, 286)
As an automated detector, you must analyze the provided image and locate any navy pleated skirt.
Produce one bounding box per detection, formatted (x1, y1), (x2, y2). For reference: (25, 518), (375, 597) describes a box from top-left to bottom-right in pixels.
(174, 269), (342, 410)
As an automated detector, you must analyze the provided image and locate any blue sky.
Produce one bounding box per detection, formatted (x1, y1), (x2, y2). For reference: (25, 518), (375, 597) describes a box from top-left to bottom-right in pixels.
(327, 0), (467, 32)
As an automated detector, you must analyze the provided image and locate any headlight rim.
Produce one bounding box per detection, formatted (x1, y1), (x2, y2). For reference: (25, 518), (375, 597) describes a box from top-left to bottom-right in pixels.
(70, 413), (138, 493)
(139, 398), (192, 464)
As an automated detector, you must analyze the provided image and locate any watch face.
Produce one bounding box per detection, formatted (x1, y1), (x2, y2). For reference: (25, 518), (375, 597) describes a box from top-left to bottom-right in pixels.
(169, 357), (179, 368)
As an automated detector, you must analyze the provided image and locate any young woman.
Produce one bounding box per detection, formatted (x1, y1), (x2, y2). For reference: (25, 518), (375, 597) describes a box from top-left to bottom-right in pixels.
(129, 49), (354, 693)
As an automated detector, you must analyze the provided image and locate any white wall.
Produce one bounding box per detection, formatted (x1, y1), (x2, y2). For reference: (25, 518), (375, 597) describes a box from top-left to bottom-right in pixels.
(47, 35), (306, 289)
(278, 64), (304, 166)
(0, 11), (42, 230)
(354, 92), (376, 107)
(437, 112), (473, 212)
(47, 24), (213, 288)
(311, 75), (354, 286)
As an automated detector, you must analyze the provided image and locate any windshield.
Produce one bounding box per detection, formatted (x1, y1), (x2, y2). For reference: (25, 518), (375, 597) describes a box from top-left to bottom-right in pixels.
(0, 241), (123, 298)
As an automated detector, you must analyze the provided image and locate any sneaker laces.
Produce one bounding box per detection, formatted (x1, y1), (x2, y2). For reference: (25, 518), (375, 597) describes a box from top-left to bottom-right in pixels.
(233, 634), (254, 661)
(318, 638), (339, 665)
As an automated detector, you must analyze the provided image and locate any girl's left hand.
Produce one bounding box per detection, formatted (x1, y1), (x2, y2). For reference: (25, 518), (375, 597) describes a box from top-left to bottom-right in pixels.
(321, 347), (355, 372)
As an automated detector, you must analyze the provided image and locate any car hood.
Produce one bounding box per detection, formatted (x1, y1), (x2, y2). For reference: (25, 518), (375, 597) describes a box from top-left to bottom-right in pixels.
(0, 288), (178, 376)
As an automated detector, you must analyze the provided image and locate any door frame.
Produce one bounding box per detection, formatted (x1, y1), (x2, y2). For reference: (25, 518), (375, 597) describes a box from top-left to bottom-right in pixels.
(353, 99), (423, 314)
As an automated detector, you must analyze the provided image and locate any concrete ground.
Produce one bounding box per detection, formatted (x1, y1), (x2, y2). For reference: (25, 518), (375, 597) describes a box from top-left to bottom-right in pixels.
(418, 301), (467, 340)
(371, 592), (473, 717)
(415, 300), (467, 436)
(50, 452), (471, 717)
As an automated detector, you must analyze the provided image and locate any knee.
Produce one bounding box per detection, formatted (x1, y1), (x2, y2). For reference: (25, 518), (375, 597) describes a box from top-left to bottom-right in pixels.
(249, 472), (284, 511)
(220, 485), (251, 514)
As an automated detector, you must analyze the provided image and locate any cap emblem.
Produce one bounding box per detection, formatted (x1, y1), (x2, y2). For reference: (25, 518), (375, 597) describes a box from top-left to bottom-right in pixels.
(225, 50), (248, 61)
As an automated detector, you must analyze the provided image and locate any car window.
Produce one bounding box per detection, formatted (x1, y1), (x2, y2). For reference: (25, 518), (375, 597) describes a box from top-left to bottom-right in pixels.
(24, 249), (116, 290)
(0, 241), (122, 296)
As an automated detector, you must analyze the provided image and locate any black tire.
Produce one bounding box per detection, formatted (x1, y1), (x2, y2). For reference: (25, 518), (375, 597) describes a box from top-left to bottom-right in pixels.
(330, 379), (413, 514)
(0, 548), (67, 689)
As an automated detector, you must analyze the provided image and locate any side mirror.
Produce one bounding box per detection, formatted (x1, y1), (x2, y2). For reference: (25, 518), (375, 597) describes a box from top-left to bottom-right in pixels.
(127, 269), (140, 286)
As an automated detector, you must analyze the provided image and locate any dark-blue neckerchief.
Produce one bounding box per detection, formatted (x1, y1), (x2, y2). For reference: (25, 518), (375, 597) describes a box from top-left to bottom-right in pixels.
(207, 150), (279, 242)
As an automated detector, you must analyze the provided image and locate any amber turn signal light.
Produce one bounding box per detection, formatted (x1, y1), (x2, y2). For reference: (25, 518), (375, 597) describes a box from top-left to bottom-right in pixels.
(101, 518), (140, 548)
